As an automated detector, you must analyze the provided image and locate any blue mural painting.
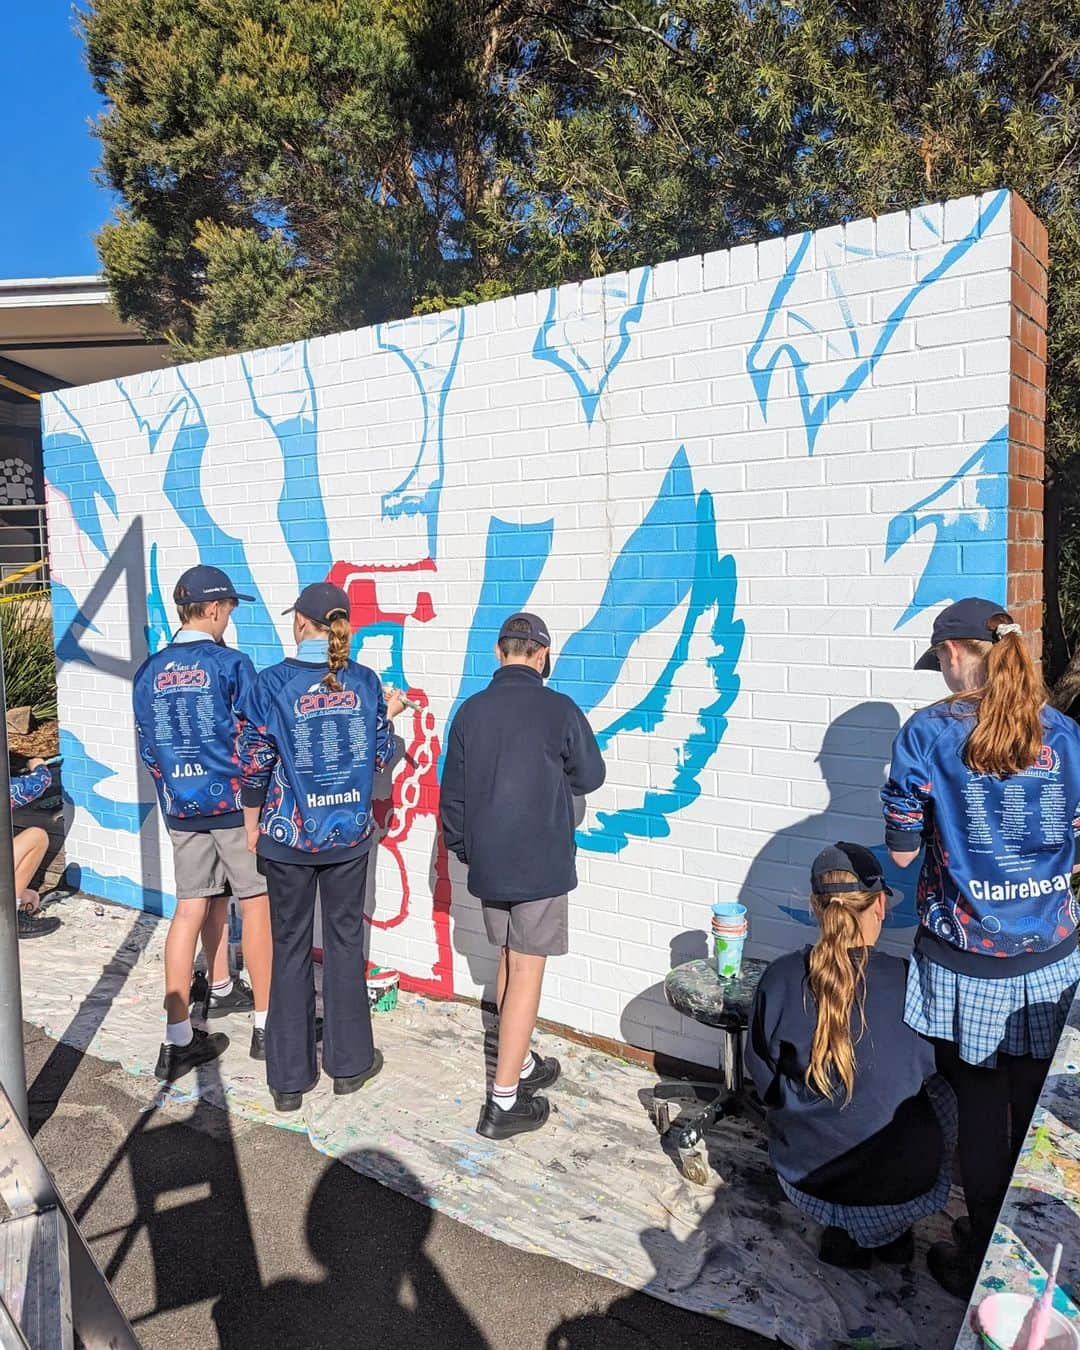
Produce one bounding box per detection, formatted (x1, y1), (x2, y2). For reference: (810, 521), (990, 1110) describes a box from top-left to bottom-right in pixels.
(533, 267), (651, 424)
(449, 449), (744, 854)
(242, 342), (332, 590)
(748, 189), (1008, 453)
(375, 309), (466, 559)
(58, 729), (152, 835)
(43, 396), (118, 556)
(886, 427), (1009, 626)
(117, 372), (283, 666)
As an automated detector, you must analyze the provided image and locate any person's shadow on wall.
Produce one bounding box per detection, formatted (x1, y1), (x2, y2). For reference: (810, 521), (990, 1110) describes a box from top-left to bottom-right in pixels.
(739, 701), (919, 944)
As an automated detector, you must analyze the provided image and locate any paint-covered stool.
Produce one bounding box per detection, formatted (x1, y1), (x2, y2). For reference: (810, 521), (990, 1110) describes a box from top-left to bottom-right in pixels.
(650, 957), (768, 1185)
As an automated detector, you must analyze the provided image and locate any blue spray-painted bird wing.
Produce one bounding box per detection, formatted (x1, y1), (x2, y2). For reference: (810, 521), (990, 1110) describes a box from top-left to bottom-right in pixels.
(886, 428), (1008, 628)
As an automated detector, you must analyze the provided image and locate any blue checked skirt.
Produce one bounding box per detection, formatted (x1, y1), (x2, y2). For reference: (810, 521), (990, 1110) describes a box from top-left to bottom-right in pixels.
(778, 1075), (958, 1249)
(904, 946), (1080, 1068)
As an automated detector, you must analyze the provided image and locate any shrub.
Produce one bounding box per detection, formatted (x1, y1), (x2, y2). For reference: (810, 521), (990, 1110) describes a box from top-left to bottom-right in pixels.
(0, 592), (57, 721)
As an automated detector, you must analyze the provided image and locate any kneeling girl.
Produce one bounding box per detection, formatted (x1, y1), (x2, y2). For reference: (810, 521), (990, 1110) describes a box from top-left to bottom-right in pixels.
(746, 842), (955, 1269)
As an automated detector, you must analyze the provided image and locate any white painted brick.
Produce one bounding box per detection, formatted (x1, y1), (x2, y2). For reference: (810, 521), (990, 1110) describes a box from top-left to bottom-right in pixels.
(51, 193), (1018, 1060)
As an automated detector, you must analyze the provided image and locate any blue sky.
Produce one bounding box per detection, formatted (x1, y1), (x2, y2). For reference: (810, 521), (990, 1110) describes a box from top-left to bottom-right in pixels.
(1, 4), (114, 279)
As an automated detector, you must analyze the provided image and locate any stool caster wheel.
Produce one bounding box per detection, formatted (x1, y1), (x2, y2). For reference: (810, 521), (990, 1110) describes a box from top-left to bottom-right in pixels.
(677, 1138), (711, 1186)
(650, 1099), (672, 1135)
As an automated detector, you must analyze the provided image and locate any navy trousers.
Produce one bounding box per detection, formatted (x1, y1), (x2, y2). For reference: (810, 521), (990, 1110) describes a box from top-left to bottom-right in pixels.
(262, 852), (374, 1093)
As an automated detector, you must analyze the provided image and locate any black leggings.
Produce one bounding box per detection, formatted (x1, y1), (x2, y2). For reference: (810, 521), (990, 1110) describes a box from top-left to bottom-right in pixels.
(934, 1039), (1049, 1252)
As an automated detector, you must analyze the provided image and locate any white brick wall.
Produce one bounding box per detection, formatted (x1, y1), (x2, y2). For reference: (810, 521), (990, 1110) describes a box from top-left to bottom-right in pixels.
(43, 189), (1019, 1063)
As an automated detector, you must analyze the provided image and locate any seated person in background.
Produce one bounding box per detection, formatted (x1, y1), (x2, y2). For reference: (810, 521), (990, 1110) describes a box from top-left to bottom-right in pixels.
(10, 757), (60, 938)
(746, 842), (956, 1270)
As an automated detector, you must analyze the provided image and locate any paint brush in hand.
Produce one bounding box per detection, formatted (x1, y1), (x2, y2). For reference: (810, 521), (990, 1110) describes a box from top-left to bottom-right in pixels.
(383, 685), (422, 714)
(1021, 1242), (1063, 1350)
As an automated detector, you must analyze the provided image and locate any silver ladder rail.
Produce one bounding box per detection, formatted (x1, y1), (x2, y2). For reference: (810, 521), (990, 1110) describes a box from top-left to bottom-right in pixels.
(0, 1080), (139, 1348)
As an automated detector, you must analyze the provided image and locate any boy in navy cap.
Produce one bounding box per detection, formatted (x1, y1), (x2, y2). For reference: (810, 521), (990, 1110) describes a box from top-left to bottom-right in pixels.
(441, 613), (606, 1139)
(133, 565), (272, 1080)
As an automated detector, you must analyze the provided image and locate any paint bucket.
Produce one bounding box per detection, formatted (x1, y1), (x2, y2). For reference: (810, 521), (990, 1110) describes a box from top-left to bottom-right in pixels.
(366, 964), (399, 1014)
(973, 1292), (1080, 1349)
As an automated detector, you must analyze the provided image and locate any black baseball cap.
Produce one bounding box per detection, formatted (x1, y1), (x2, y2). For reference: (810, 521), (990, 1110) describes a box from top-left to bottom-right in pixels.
(283, 582), (351, 626)
(811, 842), (894, 899)
(174, 565), (254, 605)
(497, 612), (552, 678)
(914, 597), (1014, 671)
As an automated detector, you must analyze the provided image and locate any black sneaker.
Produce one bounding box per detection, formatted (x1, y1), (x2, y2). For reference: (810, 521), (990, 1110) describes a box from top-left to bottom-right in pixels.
(249, 1027), (266, 1061)
(154, 1028), (228, 1082)
(17, 912), (60, 940)
(206, 978), (254, 1018)
(872, 1228), (914, 1265)
(476, 1094), (550, 1140)
(927, 1240), (979, 1300)
(952, 1215), (973, 1250)
(518, 1052), (560, 1094)
(819, 1226), (872, 1270)
(334, 1049), (383, 1095)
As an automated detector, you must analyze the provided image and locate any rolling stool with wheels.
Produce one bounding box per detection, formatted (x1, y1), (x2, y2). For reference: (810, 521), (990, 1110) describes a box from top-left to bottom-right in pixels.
(650, 957), (768, 1185)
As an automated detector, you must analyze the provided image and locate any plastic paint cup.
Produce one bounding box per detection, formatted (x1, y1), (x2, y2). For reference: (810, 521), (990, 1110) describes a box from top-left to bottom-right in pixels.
(973, 1292), (1080, 1350)
(712, 902), (747, 922)
(714, 931), (746, 980)
(366, 965), (399, 1014)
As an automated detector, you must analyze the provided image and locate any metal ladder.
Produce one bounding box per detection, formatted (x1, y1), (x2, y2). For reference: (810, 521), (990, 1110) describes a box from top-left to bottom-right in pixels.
(0, 1081), (139, 1348)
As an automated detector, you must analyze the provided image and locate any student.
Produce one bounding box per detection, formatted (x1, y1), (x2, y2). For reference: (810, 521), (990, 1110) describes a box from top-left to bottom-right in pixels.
(440, 613), (606, 1140)
(883, 597), (1080, 1297)
(240, 581), (404, 1113)
(746, 843), (956, 1269)
(133, 566), (273, 1081)
(10, 757), (61, 938)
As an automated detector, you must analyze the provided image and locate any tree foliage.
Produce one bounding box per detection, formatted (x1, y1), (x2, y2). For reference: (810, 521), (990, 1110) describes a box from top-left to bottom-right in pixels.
(85, 1), (1080, 665)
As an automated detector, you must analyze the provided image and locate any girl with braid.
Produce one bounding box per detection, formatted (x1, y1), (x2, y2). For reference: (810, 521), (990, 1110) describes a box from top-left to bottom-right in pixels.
(885, 598), (1080, 1296)
(241, 582), (405, 1113)
(746, 843), (956, 1270)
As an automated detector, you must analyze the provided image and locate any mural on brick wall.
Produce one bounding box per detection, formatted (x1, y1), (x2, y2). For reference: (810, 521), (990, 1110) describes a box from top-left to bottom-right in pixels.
(44, 189), (1021, 1056)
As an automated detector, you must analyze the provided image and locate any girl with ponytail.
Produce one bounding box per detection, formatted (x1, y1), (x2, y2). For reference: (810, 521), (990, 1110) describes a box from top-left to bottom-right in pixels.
(240, 582), (405, 1114)
(884, 597), (1080, 1297)
(746, 843), (956, 1271)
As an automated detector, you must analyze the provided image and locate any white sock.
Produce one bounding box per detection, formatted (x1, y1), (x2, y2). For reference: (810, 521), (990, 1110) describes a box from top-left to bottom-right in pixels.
(492, 1082), (518, 1112)
(254, 1010), (268, 1030)
(520, 1051), (537, 1080)
(166, 1019), (193, 1048)
(211, 978), (233, 998)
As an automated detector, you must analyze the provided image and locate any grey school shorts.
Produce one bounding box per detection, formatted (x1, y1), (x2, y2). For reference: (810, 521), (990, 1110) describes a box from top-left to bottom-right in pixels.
(481, 894), (569, 957)
(167, 825), (266, 903)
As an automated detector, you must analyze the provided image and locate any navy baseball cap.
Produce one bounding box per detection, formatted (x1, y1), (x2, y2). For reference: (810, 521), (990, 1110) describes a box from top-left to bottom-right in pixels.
(914, 597), (1014, 671)
(173, 565), (254, 605)
(497, 612), (551, 678)
(811, 842), (894, 899)
(283, 581), (351, 626)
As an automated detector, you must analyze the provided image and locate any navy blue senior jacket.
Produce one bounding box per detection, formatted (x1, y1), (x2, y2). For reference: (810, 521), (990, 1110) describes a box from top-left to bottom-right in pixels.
(240, 657), (391, 865)
(440, 664), (606, 903)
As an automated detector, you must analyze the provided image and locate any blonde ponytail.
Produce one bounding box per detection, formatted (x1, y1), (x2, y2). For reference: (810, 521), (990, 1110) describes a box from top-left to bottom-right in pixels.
(805, 872), (879, 1104)
(956, 618), (1046, 778)
(322, 616), (352, 693)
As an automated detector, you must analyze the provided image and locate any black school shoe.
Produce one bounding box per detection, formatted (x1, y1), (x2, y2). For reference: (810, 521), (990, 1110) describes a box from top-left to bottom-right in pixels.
(17, 911), (60, 939)
(872, 1229), (915, 1266)
(154, 1028), (228, 1082)
(249, 1027), (265, 1061)
(333, 1049), (384, 1095)
(927, 1240), (980, 1300)
(818, 1226), (872, 1270)
(271, 1077), (320, 1114)
(205, 978), (254, 1018)
(519, 1052), (561, 1095)
(476, 1094), (550, 1140)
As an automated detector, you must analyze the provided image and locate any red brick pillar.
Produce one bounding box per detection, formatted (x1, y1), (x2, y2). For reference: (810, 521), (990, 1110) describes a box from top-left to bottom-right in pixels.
(1007, 191), (1048, 659)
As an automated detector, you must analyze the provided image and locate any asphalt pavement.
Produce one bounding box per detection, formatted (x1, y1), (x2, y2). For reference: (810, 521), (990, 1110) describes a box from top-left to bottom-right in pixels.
(23, 1021), (773, 1350)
